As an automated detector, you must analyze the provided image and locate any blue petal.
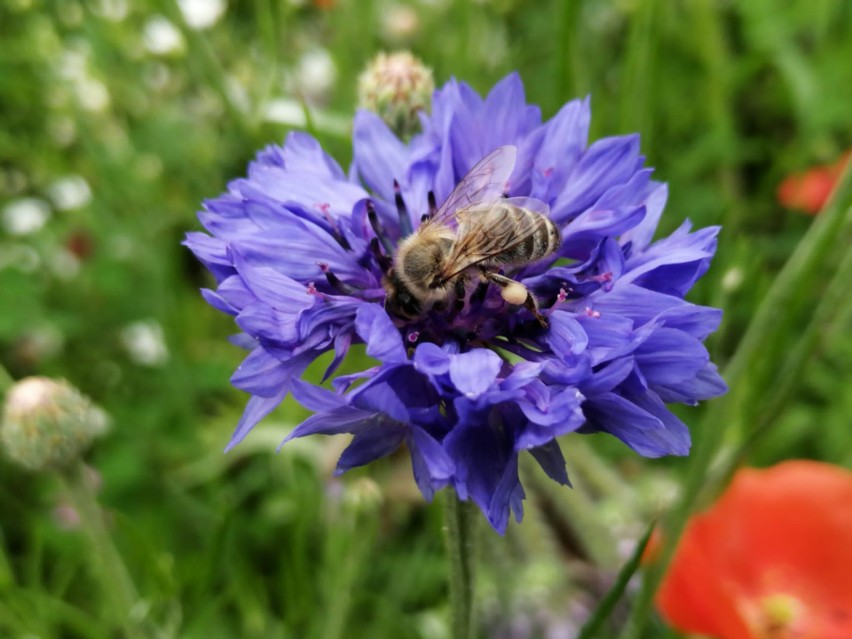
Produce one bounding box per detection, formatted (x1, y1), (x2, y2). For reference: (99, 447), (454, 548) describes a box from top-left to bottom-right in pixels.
(531, 96), (590, 202)
(281, 131), (346, 179)
(350, 365), (441, 425)
(231, 347), (295, 397)
(619, 182), (668, 252)
(582, 392), (690, 457)
(655, 362), (728, 403)
(560, 205), (646, 260)
(635, 327), (709, 387)
(290, 379), (346, 412)
(230, 249), (314, 311)
(226, 387), (289, 452)
(353, 110), (409, 202)
(408, 426), (455, 501)
(413, 342), (451, 376)
(488, 451), (524, 534)
(551, 134), (642, 223)
(448, 349), (503, 399)
(355, 304), (407, 363)
(546, 311), (589, 358)
(235, 302), (298, 344)
(285, 405), (382, 442)
(336, 423), (407, 473)
(529, 440), (571, 486)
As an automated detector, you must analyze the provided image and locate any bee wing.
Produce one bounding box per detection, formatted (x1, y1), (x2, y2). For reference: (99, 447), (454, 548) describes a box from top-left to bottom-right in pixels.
(435, 200), (550, 283)
(429, 145), (517, 226)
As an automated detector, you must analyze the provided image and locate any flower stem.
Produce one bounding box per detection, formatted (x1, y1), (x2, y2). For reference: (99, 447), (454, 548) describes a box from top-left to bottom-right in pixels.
(0, 363), (14, 393)
(59, 461), (146, 639)
(444, 491), (477, 639)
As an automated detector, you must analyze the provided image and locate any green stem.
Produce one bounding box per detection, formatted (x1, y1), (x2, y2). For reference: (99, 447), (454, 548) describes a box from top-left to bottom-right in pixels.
(0, 363), (14, 394)
(59, 462), (146, 639)
(444, 491), (477, 639)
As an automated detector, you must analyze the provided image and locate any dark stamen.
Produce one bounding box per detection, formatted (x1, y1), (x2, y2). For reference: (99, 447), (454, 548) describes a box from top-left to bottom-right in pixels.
(394, 180), (413, 237)
(427, 191), (437, 217)
(370, 237), (392, 272)
(325, 270), (360, 295)
(317, 203), (351, 250)
(366, 201), (395, 256)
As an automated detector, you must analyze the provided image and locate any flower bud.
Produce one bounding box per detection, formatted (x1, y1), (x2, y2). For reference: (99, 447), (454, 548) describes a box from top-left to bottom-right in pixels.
(357, 51), (434, 138)
(1, 377), (108, 471)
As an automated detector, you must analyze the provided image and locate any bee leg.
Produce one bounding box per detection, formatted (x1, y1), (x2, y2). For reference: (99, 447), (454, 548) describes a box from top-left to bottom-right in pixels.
(481, 271), (548, 328)
(445, 276), (466, 322)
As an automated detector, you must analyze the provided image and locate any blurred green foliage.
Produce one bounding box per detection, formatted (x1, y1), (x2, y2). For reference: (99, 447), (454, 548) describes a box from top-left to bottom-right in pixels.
(0, 0), (850, 637)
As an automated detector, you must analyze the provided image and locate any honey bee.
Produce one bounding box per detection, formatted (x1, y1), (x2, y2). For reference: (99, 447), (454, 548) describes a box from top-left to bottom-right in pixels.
(384, 145), (561, 327)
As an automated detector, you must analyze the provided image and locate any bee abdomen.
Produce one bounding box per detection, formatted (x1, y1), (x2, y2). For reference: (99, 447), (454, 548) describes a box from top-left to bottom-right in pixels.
(499, 207), (561, 264)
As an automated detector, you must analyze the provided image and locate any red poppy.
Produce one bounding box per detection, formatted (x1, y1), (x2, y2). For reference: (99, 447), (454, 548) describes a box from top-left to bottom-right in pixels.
(777, 152), (850, 215)
(656, 461), (852, 639)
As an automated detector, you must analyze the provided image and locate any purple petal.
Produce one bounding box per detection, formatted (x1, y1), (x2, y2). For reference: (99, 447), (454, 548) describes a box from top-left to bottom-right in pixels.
(285, 406), (382, 442)
(290, 379), (345, 412)
(448, 349), (503, 399)
(531, 96), (591, 202)
(355, 304), (407, 364)
(336, 423), (407, 473)
(546, 311), (589, 358)
(488, 451), (524, 534)
(529, 440), (571, 486)
(413, 342), (451, 376)
(353, 110), (409, 202)
(408, 426), (455, 501)
(226, 388), (289, 452)
(231, 347), (294, 397)
(551, 134), (642, 223)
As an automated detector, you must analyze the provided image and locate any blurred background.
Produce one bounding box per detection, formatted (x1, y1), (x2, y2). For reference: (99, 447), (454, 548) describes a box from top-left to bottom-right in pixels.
(1, 0), (850, 637)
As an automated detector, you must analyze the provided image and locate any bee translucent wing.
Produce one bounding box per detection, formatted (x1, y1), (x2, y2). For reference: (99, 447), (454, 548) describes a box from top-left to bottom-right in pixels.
(430, 145), (518, 225)
(436, 201), (549, 282)
(502, 197), (550, 217)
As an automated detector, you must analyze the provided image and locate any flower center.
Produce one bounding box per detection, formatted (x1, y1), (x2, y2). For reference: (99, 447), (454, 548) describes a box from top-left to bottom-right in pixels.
(749, 593), (804, 639)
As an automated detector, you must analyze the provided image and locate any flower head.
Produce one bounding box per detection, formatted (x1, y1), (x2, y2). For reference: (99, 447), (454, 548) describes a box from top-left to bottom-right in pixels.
(185, 72), (726, 532)
(358, 51), (434, 138)
(656, 461), (852, 639)
(777, 151), (850, 215)
(1, 377), (109, 471)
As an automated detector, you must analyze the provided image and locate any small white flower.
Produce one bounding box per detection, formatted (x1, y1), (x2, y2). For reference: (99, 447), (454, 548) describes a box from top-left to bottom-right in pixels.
(121, 320), (169, 367)
(2, 198), (51, 236)
(178, 0), (227, 30)
(47, 175), (92, 211)
(76, 77), (111, 112)
(293, 48), (336, 102)
(722, 267), (744, 292)
(143, 16), (185, 56)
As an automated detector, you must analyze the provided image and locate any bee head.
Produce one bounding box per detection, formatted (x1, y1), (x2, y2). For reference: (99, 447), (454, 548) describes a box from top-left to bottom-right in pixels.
(383, 270), (422, 320)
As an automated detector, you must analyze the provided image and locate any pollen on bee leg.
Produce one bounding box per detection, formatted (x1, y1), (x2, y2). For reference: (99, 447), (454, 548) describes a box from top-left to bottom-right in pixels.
(501, 282), (528, 306)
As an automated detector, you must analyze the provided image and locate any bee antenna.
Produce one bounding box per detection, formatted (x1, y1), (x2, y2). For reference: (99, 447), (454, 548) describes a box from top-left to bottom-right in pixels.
(427, 191), (437, 218)
(393, 180), (413, 237)
(366, 200), (395, 256)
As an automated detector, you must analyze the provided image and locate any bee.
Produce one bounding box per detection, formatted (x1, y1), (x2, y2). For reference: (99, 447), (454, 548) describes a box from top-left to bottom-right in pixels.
(384, 145), (561, 327)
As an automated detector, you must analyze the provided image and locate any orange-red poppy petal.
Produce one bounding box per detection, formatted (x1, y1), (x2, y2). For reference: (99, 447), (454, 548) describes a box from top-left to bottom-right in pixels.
(656, 461), (852, 639)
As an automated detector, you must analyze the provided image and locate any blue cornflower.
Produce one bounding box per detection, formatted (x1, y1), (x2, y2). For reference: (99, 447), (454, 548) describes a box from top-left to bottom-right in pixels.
(185, 73), (726, 532)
